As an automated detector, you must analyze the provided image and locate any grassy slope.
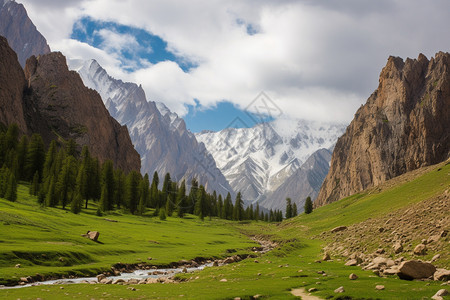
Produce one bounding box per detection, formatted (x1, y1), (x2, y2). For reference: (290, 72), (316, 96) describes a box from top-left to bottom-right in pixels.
(1, 162), (449, 299)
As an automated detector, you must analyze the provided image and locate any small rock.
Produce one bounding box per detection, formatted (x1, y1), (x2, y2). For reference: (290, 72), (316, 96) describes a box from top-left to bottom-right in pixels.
(334, 286), (345, 293)
(147, 257), (152, 260)
(127, 287), (136, 291)
(112, 279), (125, 285)
(383, 267), (399, 275)
(86, 230), (100, 241)
(254, 260), (259, 263)
(20, 277), (29, 283)
(128, 278), (139, 285)
(182, 267), (188, 273)
(322, 253), (331, 261)
(100, 278), (112, 284)
(96, 274), (106, 282)
(212, 261), (219, 267)
(393, 242), (403, 254)
(431, 254), (441, 262)
(434, 269), (450, 281)
(220, 278), (227, 282)
(15, 264), (21, 268)
(375, 248), (385, 254)
(432, 289), (449, 300)
(349, 273), (358, 280)
(308, 288), (318, 292)
(375, 285), (385, 290)
(413, 244), (427, 255)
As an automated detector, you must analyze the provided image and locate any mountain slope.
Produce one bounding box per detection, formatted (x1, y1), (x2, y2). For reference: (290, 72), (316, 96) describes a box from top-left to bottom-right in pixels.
(196, 120), (344, 205)
(260, 148), (332, 212)
(316, 52), (450, 207)
(0, 0), (50, 67)
(71, 59), (232, 195)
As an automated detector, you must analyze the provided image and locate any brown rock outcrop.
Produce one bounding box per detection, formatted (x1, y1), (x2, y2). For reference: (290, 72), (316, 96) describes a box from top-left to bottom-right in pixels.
(316, 53), (450, 206)
(23, 52), (140, 172)
(398, 260), (436, 280)
(0, 36), (27, 133)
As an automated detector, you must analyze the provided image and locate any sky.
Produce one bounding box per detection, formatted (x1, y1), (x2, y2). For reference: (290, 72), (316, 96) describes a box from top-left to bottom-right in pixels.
(19, 0), (450, 132)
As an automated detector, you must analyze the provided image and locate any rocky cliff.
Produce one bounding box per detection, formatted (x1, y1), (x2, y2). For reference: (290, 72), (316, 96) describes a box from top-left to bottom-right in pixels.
(0, 0), (50, 67)
(0, 37), (140, 172)
(23, 53), (141, 172)
(315, 52), (450, 206)
(0, 36), (27, 133)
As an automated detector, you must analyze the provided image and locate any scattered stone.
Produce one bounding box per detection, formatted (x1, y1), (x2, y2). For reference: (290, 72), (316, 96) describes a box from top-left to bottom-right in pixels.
(147, 257), (152, 260)
(96, 274), (106, 282)
(112, 279), (125, 285)
(334, 286), (345, 293)
(383, 266), (399, 275)
(375, 248), (385, 254)
(212, 261), (219, 267)
(100, 278), (112, 284)
(128, 278), (139, 285)
(432, 289), (449, 300)
(104, 218), (118, 222)
(331, 226), (347, 233)
(431, 254), (441, 262)
(308, 287), (318, 292)
(322, 253), (331, 261)
(345, 259), (358, 266)
(254, 260), (259, 263)
(257, 273), (261, 276)
(434, 269), (450, 281)
(182, 267), (188, 273)
(127, 287), (136, 291)
(15, 264), (21, 268)
(398, 260), (436, 280)
(414, 244), (427, 255)
(372, 257), (388, 267)
(393, 242), (403, 254)
(86, 231), (100, 241)
(146, 278), (157, 284)
(349, 273), (358, 280)
(253, 294), (261, 299)
(220, 279), (227, 282)
(375, 285), (385, 290)
(428, 235), (441, 244)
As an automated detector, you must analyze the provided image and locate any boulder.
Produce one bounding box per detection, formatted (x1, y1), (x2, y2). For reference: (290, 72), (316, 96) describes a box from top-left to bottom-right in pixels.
(349, 273), (358, 280)
(100, 278), (112, 284)
(383, 266), (399, 275)
(87, 231), (100, 241)
(334, 286), (345, 293)
(331, 226), (347, 233)
(127, 278), (139, 285)
(146, 278), (157, 284)
(345, 259), (358, 266)
(398, 260), (436, 280)
(413, 244), (427, 255)
(322, 253), (331, 261)
(112, 279), (125, 285)
(375, 285), (385, 290)
(433, 269), (450, 281)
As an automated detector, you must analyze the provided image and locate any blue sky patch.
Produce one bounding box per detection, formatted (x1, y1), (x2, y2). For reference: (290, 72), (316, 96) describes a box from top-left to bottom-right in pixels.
(71, 17), (195, 72)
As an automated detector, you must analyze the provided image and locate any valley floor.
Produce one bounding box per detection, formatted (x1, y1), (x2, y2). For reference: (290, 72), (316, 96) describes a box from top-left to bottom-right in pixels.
(0, 161), (449, 299)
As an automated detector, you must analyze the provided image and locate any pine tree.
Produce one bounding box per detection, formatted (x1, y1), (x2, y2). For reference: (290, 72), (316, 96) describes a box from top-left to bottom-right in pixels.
(5, 124), (19, 151)
(126, 171), (141, 214)
(5, 172), (17, 202)
(57, 156), (77, 209)
(65, 139), (77, 158)
(159, 207), (167, 220)
(114, 169), (126, 209)
(217, 194), (224, 219)
(137, 174), (150, 215)
(176, 179), (187, 218)
(223, 192), (233, 220)
(233, 192), (244, 221)
(30, 171), (39, 196)
(101, 160), (115, 211)
(25, 134), (45, 180)
(187, 178), (198, 214)
(17, 135), (28, 180)
(160, 173), (171, 207)
(71, 192), (82, 214)
(149, 171), (159, 208)
(43, 140), (57, 180)
(292, 202), (298, 217)
(194, 185), (207, 220)
(285, 198), (292, 219)
(45, 176), (57, 207)
(255, 204), (260, 221)
(304, 196), (313, 214)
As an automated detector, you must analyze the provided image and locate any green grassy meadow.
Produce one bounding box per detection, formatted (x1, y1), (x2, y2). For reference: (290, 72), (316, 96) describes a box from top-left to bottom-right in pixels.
(0, 162), (449, 299)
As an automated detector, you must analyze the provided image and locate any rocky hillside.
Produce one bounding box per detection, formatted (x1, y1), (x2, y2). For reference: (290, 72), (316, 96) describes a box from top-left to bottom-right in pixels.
(316, 52), (450, 206)
(0, 37), (140, 172)
(71, 59), (232, 194)
(0, 0), (50, 67)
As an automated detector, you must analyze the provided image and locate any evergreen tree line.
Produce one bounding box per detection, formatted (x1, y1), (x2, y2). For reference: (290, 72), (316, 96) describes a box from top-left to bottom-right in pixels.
(285, 196), (314, 219)
(0, 124), (282, 222)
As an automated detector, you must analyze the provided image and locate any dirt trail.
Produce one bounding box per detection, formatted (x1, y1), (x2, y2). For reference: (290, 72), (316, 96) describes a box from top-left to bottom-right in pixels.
(291, 288), (323, 299)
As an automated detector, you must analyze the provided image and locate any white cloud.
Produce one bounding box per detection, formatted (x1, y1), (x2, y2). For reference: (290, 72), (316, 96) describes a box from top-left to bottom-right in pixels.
(19, 0), (450, 124)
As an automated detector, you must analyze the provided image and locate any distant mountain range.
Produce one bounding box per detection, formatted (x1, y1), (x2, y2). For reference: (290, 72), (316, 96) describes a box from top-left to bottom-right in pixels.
(196, 120), (345, 210)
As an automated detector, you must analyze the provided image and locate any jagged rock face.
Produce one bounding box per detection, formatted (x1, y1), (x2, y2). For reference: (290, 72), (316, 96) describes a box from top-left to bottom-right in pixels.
(0, 36), (27, 133)
(0, 0), (50, 67)
(260, 148), (332, 212)
(316, 52), (450, 207)
(24, 53), (140, 172)
(72, 59), (232, 195)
